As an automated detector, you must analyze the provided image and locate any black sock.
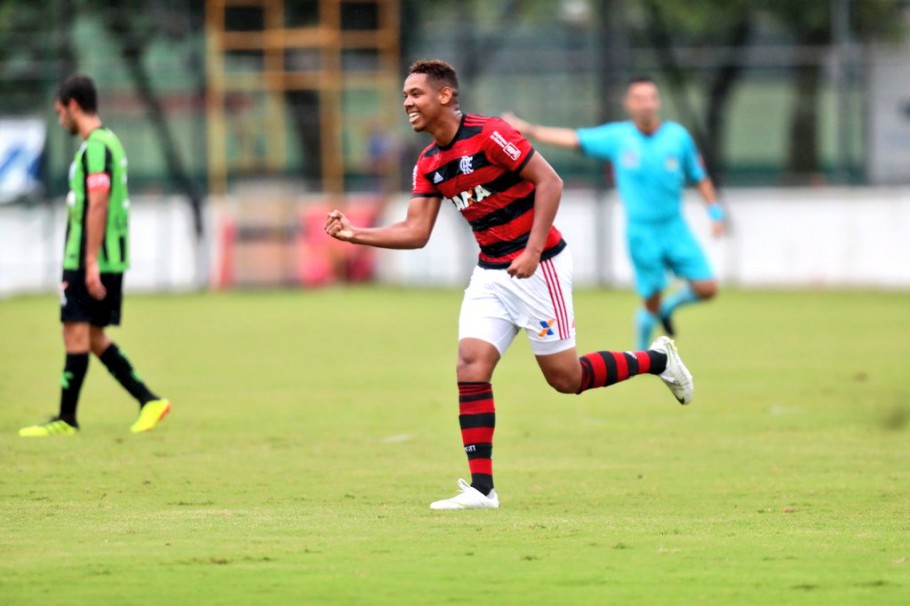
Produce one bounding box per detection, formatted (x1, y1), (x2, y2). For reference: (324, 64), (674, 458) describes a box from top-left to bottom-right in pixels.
(59, 353), (89, 426)
(98, 343), (159, 406)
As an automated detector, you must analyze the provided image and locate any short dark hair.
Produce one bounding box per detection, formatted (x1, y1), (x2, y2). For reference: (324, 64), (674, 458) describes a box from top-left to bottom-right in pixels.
(56, 75), (98, 113)
(627, 75), (656, 88)
(408, 59), (459, 102)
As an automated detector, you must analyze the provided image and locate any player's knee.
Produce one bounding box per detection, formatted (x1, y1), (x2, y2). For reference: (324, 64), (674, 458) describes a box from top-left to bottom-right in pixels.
(62, 322), (89, 351)
(544, 372), (580, 394)
(89, 331), (109, 356)
(456, 355), (493, 383)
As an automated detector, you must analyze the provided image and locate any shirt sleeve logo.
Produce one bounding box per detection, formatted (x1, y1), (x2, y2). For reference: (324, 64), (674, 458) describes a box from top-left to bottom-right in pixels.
(490, 131), (521, 162)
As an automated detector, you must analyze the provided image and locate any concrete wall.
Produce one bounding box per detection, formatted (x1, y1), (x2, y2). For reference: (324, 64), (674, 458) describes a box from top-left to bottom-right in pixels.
(1, 188), (908, 299)
(375, 188), (910, 290)
(0, 196), (203, 297)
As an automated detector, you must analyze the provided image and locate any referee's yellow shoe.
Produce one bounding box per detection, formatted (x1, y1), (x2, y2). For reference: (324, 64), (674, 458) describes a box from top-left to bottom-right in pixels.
(130, 399), (172, 433)
(19, 417), (78, 437)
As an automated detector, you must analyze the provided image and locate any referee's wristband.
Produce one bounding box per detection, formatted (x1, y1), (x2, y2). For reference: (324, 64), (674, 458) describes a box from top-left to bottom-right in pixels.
(707, 203), (725, 222)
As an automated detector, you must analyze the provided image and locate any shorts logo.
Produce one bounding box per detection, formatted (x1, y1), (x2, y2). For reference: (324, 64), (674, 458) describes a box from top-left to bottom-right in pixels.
(459, 155), (474, 175)
(538, 319), (556, 337)
(60, 281), (69, 307)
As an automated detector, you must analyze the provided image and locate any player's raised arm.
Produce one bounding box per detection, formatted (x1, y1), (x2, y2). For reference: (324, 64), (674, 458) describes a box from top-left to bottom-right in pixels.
(325, 196), (442, 249)
(501, 112), (580, 150)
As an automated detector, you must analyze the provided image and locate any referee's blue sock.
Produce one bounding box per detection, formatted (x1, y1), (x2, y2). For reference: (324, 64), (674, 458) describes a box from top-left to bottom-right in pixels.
(660, 285), (701, 319)
(635, 308), (659, 350)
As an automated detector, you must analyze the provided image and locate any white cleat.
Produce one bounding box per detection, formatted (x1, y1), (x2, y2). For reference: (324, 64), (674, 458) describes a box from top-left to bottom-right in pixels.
(429, 479), (500, 510)
(649, 336), (694, 405)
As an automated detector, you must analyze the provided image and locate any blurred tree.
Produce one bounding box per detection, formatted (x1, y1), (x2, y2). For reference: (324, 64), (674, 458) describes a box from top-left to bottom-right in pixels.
(634, 0), (906, 182)
(0, 0), (205, 230)
(96, 0), (205, 233)
(0, 0), (75, 113)
(0, 0), (79, 194)
(635, 0), (754, 185)
(763, 0), (905, 180)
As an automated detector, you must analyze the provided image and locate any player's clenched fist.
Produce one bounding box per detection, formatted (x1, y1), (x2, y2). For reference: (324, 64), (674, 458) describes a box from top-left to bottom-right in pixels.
(506, 249), (540, 279)
(325, 210), (355, 241)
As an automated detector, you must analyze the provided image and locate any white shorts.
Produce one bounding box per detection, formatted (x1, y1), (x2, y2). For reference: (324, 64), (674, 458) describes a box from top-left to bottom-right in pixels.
(458, 247), (576, 356)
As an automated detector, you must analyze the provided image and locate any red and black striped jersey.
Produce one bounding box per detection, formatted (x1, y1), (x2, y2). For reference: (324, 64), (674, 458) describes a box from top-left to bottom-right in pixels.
(411, 113), (566, 269)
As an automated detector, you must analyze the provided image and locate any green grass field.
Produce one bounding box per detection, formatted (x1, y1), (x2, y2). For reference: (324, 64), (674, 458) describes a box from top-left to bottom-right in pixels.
(1, 288), (908, 605)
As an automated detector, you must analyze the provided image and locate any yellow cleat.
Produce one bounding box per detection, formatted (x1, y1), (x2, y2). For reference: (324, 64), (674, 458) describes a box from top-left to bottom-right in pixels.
(19, 418), (78, 437)
(130, 399), (172, 433)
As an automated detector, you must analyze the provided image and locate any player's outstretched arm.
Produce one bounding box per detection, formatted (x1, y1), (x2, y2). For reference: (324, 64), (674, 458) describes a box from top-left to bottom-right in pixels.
(325, 196), (442, 249)
(501, 112), (581, 150)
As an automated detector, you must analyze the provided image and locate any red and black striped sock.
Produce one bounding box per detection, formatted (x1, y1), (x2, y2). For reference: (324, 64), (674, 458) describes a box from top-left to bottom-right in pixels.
(458, 381), (495, 496)
(577, 350), (667, 394)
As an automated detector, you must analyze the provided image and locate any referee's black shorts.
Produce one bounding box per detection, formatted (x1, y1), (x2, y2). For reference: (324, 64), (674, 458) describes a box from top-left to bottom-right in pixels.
(60, 270), (124, 327)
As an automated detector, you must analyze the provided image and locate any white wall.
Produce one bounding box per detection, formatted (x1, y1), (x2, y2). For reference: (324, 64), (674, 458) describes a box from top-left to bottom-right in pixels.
(375, 187), (910, 289)
(0, 196), (203, 298)
(1, 188), (908, 299)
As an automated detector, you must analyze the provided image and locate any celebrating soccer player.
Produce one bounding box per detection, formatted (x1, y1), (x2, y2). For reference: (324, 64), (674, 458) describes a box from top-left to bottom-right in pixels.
(325, 60), (693, 510)
(503, 76), (723, 350)
(19, 75), (170, 437)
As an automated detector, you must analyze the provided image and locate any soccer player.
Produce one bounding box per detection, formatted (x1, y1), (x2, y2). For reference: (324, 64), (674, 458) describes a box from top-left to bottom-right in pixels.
(503, 76), (724, 350)
(19, 75), (171, 437)
(325, 60), (693, 510)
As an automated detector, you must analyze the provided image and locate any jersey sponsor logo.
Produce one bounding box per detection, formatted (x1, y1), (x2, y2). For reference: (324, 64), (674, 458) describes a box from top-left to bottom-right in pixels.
(443, 184), (493, 211)
(459, 155), (474, 175)
(86, 172), (111, 191)
(490, 131), (521, 161)
(433, 171), (443, 184)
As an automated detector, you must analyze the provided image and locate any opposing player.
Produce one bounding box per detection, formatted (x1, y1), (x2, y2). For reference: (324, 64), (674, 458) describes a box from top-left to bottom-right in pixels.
(503, 76), (723, 349)
(325, 60), (693, 510)
(19, 75), (170, 437)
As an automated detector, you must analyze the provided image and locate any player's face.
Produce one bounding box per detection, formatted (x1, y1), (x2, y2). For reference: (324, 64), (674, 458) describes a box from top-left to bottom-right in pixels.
(402, 73), (448, 132)
(54, 99), (79, 135)
(625, 82), (661, 126)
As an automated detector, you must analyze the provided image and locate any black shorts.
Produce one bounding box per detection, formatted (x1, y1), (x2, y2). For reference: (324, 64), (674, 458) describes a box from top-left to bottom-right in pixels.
(60, 270), (124, 327)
